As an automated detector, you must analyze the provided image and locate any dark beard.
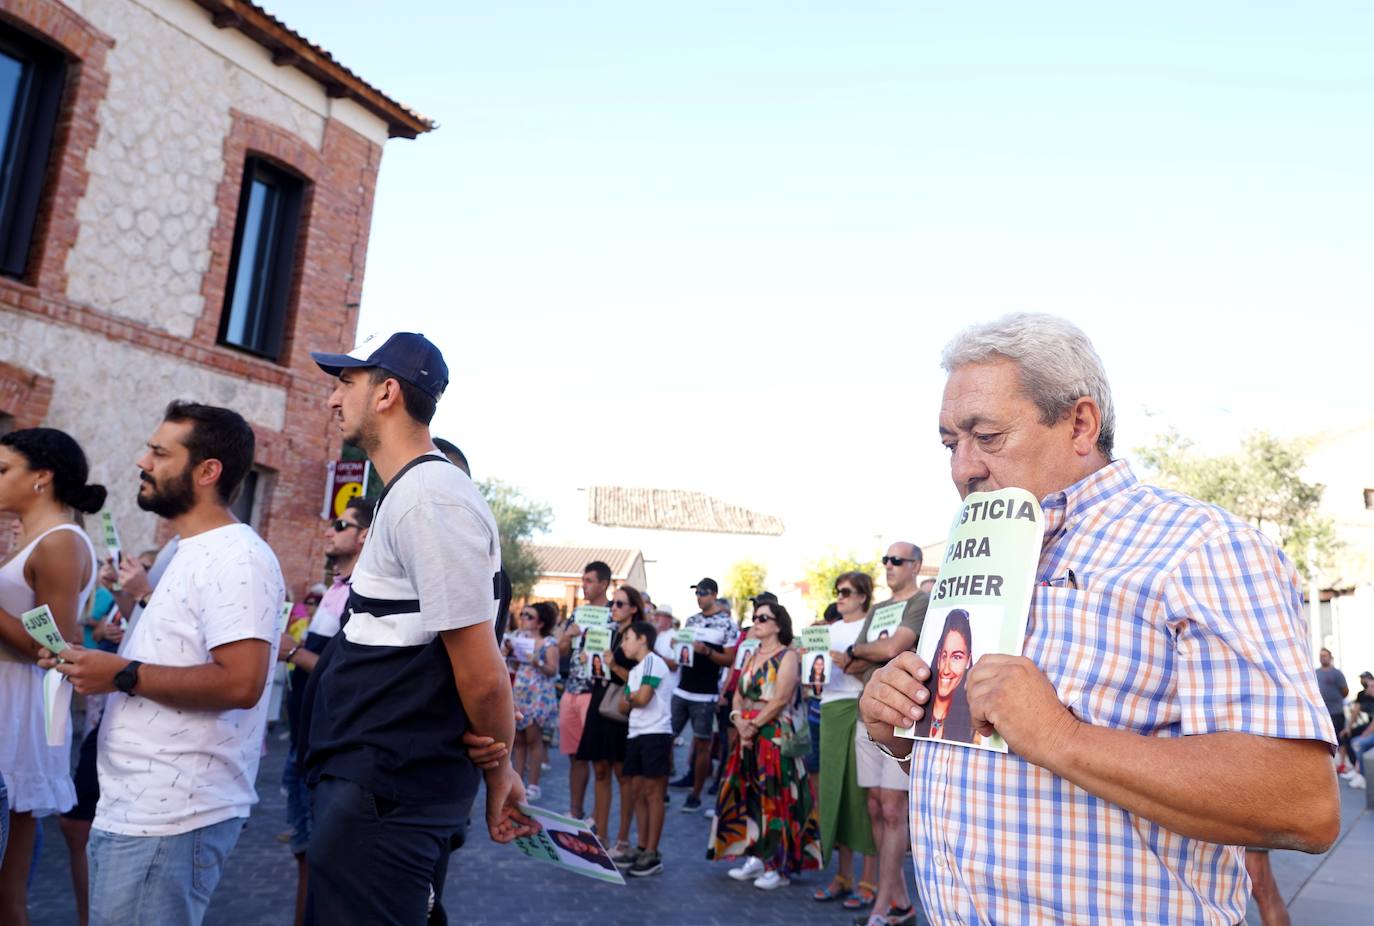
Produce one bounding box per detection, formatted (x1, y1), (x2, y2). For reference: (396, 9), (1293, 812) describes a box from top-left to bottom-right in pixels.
(136, 466), (196, 518)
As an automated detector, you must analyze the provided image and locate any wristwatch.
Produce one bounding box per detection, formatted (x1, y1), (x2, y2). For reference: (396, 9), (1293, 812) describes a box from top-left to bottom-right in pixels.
(866, 728), (912, 764)
(845, 644), (856, 661)
(114, 659), (142, 695)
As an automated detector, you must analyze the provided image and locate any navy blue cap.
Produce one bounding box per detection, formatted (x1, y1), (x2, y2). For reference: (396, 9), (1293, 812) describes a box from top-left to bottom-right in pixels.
(311, 332), (449, 400)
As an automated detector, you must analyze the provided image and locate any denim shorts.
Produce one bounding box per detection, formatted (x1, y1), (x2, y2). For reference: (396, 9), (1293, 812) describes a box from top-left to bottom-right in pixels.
(671, 695), (716, 740)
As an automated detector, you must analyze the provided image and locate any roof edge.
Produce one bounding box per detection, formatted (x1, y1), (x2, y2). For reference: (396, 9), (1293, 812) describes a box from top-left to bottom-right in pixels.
(191, 0), (435, 139)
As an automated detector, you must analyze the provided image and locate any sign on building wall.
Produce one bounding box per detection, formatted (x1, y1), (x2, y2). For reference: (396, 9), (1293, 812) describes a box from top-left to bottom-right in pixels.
(322, 460), (370, 518)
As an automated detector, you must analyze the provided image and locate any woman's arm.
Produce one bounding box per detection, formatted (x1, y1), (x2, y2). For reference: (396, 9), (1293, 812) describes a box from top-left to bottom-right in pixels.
(538, 638), (559, 677)
(0, 530), (89, 659)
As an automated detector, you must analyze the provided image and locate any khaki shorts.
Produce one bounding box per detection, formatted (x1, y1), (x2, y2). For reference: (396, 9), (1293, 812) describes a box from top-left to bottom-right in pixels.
(854, 720), (910, 790)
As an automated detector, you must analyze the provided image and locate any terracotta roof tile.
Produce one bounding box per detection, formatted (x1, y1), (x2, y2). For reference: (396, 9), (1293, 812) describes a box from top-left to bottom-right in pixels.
(529, 545), (642, 579)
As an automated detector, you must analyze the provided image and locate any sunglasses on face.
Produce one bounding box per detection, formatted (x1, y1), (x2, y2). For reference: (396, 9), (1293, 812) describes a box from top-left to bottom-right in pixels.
(612, 600), (631, 610)
(753, 614), (774, 624)
(520, 611), (538, 621)
(836, 587), (856, 598)
(330, 519), (360, 533)
(882, 556), (916, 566)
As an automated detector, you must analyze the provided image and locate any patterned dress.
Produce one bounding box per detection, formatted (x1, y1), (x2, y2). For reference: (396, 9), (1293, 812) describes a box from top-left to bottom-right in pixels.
(512, 635), (559, 732)
(708, 650), (823, 875)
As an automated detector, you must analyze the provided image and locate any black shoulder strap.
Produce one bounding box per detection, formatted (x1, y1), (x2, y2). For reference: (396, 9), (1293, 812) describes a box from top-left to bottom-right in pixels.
(375, 453), (454, 513)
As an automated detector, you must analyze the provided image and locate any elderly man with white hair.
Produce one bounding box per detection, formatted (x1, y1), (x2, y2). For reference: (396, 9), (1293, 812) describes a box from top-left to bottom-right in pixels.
(860, 313), (1339, 925)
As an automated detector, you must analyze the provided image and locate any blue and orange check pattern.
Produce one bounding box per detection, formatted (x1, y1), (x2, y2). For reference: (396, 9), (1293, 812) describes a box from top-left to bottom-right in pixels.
(909, 460), (1334, 925)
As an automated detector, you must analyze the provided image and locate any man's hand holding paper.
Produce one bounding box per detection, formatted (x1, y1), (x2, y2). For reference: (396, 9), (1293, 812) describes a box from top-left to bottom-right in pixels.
(965, 653), (1079, 767)
(860, 651), (932, 757)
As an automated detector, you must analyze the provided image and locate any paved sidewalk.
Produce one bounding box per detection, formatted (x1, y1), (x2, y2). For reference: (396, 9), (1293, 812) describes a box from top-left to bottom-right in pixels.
(28, 726), (922, 926)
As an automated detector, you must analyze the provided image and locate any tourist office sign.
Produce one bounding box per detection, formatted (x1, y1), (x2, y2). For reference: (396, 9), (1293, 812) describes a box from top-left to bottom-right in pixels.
(322, 460), (370, 519)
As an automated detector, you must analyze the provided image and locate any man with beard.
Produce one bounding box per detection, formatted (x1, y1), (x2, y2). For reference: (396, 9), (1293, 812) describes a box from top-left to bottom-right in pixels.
(301, 332), (533, 925)
(277, 497), (372, 926)
(43, 401), (285, 925)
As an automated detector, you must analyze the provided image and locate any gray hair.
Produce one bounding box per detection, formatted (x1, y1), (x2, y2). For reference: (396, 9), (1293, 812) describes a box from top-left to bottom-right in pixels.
(940, 313), (1115, 457)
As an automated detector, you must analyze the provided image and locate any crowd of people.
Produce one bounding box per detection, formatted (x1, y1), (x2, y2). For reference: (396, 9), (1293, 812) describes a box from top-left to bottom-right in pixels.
(0, 314), (1357, 926)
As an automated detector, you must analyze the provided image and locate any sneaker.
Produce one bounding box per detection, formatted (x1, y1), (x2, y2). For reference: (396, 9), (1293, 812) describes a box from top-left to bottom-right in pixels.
(682, 795), (702, 813)
(629, 850), (663, 877)
(729, 857), (764, 881)
(704, 807), (716, 819)
(1342, 769), (1362, 782)
(708, 778), (720, 795)
(540, 761), (553, 771)
(753, 870), (790, 890)
(610, 844), (643, 869)
(1350, 775), (1366, 790)
(526, 784), (542, 801)
(670, 772), (694, 788)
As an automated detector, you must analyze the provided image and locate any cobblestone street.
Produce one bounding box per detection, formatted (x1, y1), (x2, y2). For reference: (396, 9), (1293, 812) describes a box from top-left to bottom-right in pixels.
(25, 720), (1363, 925)
(28, 723), (924, 926)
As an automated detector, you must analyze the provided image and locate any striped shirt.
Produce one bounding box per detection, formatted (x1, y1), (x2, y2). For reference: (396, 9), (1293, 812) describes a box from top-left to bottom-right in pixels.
(909, 460), (1334, 925)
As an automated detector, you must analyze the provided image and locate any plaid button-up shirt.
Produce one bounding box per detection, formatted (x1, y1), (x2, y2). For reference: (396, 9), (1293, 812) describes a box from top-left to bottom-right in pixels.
(909, 460), (1334, 925)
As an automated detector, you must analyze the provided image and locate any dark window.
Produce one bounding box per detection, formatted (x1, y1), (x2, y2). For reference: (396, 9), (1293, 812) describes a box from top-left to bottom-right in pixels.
(218, 157), (304, 360)
(229, 466), (271, 531)
(0, 25), (66, 279)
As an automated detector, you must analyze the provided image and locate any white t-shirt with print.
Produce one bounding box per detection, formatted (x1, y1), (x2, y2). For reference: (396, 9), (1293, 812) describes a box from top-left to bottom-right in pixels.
(96, 524), (285, 836)
(628, 652), (673, 738)
(820, 618), (867, 703)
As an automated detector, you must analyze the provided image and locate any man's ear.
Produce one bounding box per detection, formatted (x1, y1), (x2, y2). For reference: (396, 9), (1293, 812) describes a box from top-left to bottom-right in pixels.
(195, 458), (224, 492)
(373, 376), (403, 414)
(1068, 397), (1103, 457)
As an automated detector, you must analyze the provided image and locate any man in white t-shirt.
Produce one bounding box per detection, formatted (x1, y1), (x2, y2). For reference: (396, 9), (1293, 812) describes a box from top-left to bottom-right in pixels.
(45, 401), (285, 926)
(301, 332), (533, 924)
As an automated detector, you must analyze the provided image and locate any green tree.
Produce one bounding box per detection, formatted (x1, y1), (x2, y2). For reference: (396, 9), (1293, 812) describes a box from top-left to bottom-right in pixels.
(476, 479), (553, 598)
(1135, 429), (1338, 579)
(800, 551), (879, 618)
(724, 559), (768, 622)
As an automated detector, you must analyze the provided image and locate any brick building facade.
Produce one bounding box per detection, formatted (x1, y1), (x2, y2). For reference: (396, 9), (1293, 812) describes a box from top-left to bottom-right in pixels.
(0, 0), (431, 597)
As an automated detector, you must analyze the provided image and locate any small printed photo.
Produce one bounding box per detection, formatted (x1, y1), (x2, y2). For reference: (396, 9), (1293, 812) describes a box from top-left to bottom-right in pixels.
(908, 603), (1007, 749)
(672, 630), (695, 668)
(805, 651), (831, 698)
(733, 638), (760, 670)
(586, 651), (612, 681)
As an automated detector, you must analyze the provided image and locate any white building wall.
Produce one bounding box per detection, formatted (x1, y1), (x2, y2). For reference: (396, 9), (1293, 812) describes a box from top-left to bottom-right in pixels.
(0, 315), (286, 555)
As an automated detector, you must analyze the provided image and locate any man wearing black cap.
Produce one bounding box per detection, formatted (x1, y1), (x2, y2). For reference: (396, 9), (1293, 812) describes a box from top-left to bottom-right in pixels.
(670, 578), (739, 812)
(300, 332), (533, 924)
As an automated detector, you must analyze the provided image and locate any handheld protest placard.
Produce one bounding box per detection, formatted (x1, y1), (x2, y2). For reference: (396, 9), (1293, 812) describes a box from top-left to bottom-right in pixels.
(21, 604), (69, 654)
(733, 638), (759, 670)
(672, 630), (695, 668)
(513, 805), (624, 884)
(866, 600), (905, 642)
(896, 487), (1045, 752)
(805, 650), (831, 698)
(99, 511), (123, 591)
(574, 605), (610, 630)
(582, 626), (613, 679)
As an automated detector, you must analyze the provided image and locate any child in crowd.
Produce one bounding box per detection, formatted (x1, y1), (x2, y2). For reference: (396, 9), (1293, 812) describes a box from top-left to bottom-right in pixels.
(618, 620), (673, 877)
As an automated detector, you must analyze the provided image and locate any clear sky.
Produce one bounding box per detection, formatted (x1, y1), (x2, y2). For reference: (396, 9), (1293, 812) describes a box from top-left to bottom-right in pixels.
(275, 1), (1372, 555)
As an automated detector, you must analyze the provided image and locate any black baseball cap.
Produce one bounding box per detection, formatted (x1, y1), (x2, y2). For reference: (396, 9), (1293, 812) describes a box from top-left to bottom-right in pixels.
(750, 591), (779, 606)
(691, 578), (718, 594)
(311, 332), (449, 400)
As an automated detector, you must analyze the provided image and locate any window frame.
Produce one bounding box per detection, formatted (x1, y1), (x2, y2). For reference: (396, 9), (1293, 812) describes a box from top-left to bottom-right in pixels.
(0, 24), (66, 280)
(217, 156), (305, 362)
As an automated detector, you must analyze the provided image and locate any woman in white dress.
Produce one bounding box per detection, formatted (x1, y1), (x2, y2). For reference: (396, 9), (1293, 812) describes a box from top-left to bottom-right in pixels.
(0, 428), (102, 924)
